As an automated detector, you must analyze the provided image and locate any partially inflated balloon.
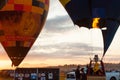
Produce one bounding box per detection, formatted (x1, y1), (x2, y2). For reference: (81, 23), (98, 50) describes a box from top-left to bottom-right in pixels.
(0, 0), (49, 66)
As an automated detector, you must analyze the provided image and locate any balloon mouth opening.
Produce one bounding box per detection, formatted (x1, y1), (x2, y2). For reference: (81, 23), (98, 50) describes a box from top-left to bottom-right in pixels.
(11, 57), (24, 66)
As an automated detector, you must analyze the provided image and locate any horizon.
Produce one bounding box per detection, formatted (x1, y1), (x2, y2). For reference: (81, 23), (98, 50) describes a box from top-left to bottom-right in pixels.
(0, 62), (120, 70)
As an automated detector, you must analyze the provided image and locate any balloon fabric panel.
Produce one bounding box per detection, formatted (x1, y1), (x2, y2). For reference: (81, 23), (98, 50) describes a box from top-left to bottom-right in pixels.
(102, 20), (119, 57)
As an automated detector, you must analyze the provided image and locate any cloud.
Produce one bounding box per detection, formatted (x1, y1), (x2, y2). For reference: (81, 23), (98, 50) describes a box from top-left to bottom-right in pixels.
(47, 0), (68, 19)
(28, 12), (103, 62)
(45, 15), (74, 33)
(28, 41), (103, 61)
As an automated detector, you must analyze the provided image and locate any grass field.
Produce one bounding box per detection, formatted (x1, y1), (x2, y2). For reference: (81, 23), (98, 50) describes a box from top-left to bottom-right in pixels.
(60, 75), (66, 80)
(0, 77), (13, 80)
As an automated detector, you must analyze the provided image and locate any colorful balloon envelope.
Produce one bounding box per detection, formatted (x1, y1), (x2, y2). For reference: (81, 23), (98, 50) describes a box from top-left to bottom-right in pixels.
(0, 0), (49, 66)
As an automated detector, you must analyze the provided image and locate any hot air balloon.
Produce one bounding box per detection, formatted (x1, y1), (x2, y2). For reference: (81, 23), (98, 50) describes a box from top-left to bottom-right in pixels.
(0, 0), (49, 66)
(59, 0), (120, 80)
(59, 0), (120, 57)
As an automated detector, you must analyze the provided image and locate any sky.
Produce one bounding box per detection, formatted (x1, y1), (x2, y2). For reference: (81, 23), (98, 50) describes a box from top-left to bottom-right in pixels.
(0, 0), (120, 69)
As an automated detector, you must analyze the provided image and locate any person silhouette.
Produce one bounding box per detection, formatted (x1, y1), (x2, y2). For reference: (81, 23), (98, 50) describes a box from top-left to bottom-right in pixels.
(75, 65), (81, 80)
(81, 68), (87, 80)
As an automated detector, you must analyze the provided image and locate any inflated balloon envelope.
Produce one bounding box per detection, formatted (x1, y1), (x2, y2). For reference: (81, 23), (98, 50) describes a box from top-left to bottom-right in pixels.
(0, 0), (49, 66)
(59, 0), (120, 58)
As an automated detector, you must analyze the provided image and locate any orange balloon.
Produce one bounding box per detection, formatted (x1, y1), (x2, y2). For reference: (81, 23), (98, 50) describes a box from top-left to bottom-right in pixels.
(0, 0), (49, 66)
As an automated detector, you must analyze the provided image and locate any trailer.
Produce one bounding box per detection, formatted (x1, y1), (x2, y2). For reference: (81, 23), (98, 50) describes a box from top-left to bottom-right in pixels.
(14, 67), (60, 80)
